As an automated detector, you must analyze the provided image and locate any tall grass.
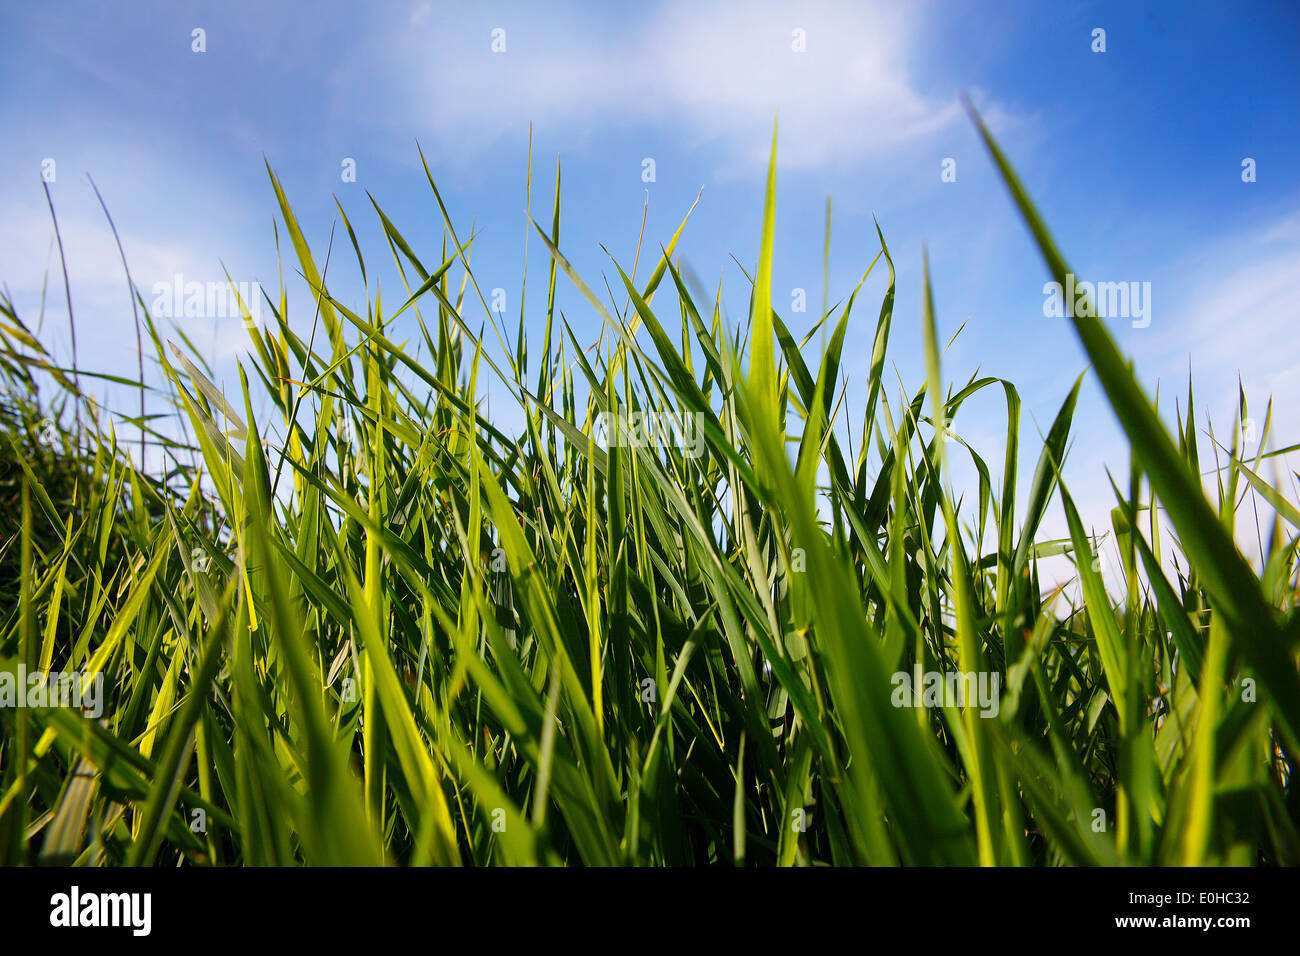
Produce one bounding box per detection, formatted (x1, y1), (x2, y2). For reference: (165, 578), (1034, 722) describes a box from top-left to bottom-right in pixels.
(1, 110), (1297, 866)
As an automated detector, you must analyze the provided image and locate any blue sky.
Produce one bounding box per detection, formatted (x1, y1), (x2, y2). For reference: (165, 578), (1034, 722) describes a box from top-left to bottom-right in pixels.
(2, 0), (1298, 579)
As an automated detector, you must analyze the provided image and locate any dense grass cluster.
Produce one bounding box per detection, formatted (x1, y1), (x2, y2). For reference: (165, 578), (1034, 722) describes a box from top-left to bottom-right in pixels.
(1, 112), (1297, 866)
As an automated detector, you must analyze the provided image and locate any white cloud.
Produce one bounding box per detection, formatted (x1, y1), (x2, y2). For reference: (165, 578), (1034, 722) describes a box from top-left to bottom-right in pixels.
(392, 0), (963, 174)
(1045, 212), (1300, 580)
(0, 196), (265, 369)
(1158, 220), (1300, 429)
(0, 134), (300, 374)
(1, 200), (189, 295)
(1259, 212), (1300, 244)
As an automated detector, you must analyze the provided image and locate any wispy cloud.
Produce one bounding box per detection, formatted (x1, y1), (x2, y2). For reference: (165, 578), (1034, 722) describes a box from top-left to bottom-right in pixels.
(387, 0), (967, 174)
(0, 174), (269, 368)
(1159, 213), (1300, 421)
